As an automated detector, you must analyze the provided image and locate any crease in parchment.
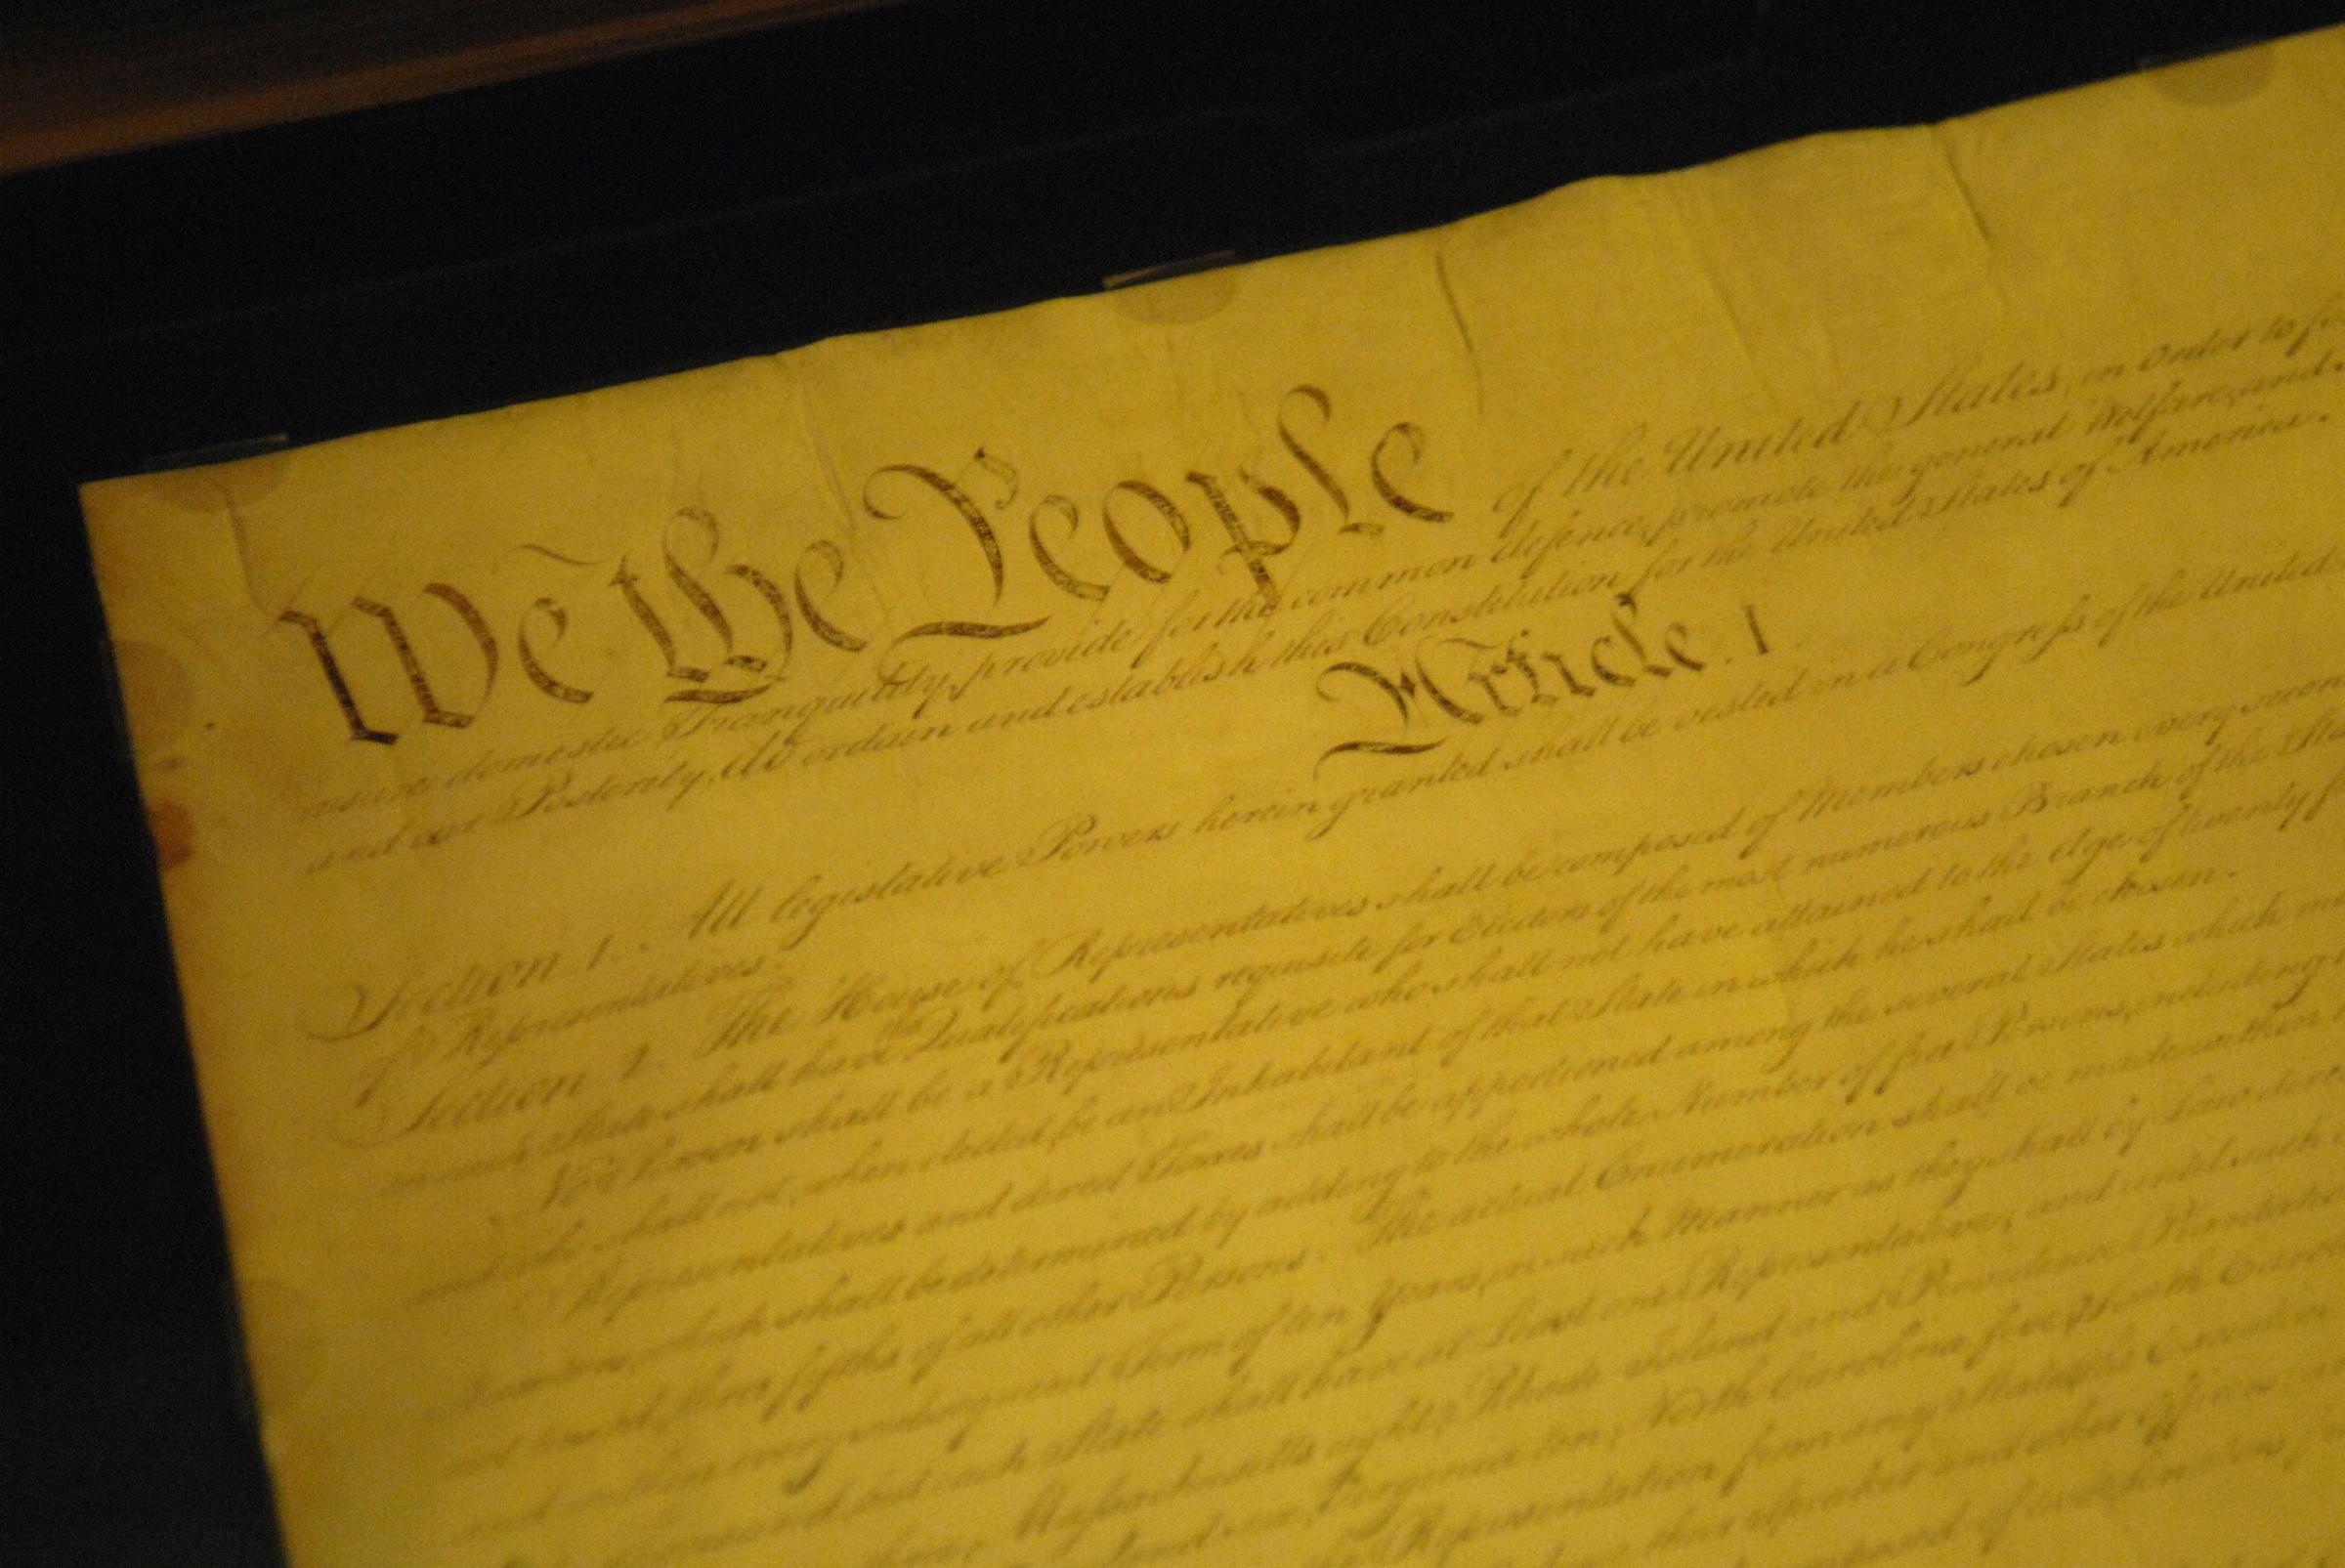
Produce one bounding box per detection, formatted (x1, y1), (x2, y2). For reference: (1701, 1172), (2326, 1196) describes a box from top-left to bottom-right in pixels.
(1649, 177), (1795, 417)
(785, 354), (912, 717)
(665, 421), (704, 518)
(239, 492), (346, 653)
(1927, 121), (2020, 329)
(788, 355), (862, 541)
(231, 480), (396, 678)
(1431, 239), (1486, 419)
(507, 542), (602, 568)
(221, 487), (280, 621)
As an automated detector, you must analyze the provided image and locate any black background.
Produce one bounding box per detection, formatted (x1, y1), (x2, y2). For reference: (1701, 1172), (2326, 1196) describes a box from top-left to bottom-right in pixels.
(5, 3), (2342, 1560)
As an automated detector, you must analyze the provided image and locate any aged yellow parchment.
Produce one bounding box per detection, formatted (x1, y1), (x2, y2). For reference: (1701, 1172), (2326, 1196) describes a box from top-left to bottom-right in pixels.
(83, 27), (2345, 1568)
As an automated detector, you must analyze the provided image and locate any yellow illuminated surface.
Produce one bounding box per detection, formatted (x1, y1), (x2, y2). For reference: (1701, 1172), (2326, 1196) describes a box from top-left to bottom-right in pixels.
(82, 28), (2345, 1568)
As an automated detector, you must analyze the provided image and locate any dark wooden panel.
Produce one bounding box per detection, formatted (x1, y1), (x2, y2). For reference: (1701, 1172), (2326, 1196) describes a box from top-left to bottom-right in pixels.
(0, 0), (898, 173)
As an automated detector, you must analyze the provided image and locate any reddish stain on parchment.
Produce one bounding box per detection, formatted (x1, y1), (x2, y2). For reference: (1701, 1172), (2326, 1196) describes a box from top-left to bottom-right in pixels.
(148, 799), (194, 869)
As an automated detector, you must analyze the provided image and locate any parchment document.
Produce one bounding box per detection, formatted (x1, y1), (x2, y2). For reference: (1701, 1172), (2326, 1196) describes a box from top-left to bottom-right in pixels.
(82, 28), (2345, 1568)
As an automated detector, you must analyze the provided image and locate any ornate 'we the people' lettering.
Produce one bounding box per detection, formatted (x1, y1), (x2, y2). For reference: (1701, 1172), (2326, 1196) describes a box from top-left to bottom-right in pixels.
(277, 384), (1460, 744)
(277, 583), (498, 744)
